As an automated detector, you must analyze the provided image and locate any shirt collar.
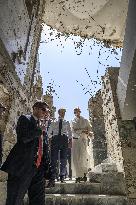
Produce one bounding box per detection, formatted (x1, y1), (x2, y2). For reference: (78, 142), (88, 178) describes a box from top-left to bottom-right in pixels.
(58, 117), (64, 121)
(32, 114), (38, 121)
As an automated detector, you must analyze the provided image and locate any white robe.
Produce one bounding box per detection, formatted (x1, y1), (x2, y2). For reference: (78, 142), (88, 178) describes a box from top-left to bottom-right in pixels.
(71, 116), (94, 178)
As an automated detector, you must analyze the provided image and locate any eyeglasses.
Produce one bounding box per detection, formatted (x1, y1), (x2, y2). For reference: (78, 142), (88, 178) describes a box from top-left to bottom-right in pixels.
(37, 107), (50, 112)
(42, 107), (47, 112)
(39, 107), (47, 112)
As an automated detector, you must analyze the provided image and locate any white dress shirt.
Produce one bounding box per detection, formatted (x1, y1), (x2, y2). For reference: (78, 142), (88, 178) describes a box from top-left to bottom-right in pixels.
(48, 118), (72, 139)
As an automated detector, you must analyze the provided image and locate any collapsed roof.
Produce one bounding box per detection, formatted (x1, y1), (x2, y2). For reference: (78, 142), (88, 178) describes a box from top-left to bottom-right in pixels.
(43, 0), (128, 47)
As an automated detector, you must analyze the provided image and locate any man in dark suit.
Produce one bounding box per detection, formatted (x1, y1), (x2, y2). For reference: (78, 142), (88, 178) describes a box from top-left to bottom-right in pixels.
(41, 109), (52, 180)
(0, 103), (6, 167)
(1, 101), (48, 205)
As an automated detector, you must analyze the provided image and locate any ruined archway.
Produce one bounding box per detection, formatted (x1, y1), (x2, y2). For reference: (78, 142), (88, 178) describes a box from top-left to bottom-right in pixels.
(0, 0), (136, 204)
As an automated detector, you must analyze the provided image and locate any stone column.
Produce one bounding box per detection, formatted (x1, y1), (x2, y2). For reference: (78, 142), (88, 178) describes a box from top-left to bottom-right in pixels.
(88, 91), (107, 166)
(101, 68), (124, 172)
(118, 120), (136, 204)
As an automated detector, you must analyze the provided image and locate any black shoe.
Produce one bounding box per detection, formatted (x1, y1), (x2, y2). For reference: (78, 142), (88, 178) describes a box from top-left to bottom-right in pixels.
(60, 176), (66, 183)
(46, 180), (55, 188)
(56, 177), (60, 181)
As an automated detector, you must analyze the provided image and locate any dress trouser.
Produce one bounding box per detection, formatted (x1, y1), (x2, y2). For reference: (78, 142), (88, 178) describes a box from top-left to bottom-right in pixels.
(67, 148), (72, 178)
(6, 165), (45, 205)
(50, 135), (68, 180)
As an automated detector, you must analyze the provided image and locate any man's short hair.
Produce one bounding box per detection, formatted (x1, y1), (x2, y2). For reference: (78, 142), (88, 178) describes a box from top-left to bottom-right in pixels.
(32, 101), (49, 109)
(58, 108), (66, 113)
(74, 107), (81, 113)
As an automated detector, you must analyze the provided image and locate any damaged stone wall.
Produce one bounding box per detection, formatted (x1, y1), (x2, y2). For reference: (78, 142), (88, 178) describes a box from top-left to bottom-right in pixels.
(90, 66), (136, 201)
(0, 1), (45, 204)
(43, 0), (129, 47)
(88, 90), (107, 166)
(0, 0), (44, 155)
(0, 0), (45, 167)
(101, 67), (124, 172)
(118, 120), (136, 200)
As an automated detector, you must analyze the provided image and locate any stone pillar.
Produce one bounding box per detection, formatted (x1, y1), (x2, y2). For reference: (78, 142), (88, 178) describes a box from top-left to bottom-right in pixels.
(102, 67), (136, 203)
(101, 67), (124, 172)
(118, 120), (136, 204)
(88, 90), (107, 166)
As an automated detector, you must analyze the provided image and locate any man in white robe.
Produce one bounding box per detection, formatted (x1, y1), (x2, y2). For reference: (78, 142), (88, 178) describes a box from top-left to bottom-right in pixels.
(71, 107), (94, 178)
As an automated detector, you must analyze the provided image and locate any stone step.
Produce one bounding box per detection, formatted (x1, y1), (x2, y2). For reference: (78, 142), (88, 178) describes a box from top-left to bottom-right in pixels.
(46, 182), (100, 194)
(45, 181), (126, 196)
(88, 172), (124, 183)
(88, 172), (126, 195)
(45, 194), (128, 205)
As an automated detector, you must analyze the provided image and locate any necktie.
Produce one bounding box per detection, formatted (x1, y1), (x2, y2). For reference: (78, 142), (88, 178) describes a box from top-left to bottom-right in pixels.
(58, 119), (62, 135)
(36, 120), (43, 168)
(36, 136), (42, 168)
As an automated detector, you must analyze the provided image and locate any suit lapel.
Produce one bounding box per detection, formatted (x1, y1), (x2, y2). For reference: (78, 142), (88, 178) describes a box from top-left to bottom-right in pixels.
(30, 115), (37, 128)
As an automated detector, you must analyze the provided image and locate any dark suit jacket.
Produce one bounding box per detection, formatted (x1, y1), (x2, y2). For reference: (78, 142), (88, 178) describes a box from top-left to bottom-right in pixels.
(1, 115), (42, 177)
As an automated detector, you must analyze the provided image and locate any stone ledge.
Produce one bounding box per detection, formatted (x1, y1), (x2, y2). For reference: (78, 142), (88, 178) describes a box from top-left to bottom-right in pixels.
(0, 182), (6, 205)
(45, 182), (101, 194)
(0, 171), (8, 182)
(46, 194), (128, 205)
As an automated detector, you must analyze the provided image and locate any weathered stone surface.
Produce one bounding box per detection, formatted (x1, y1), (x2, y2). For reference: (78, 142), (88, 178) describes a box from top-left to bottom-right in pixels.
(43, 0), (129, 47)
(45, 194), (128, 205)
(0, 0), (45, 203)
(88, 172), (126, 196)
(0, 182), (6, 205)
(46, 182), (101, 195)
(88, 90), (107, 166)
(0, 0), (45, 164)
(101, 68), (124, 172)
(119, 120), (136, 199)
(45, 177), (126, 196)
(128, 199), (136, 205)
(0, 171), (8, 182)
(101, 163), (118, 172)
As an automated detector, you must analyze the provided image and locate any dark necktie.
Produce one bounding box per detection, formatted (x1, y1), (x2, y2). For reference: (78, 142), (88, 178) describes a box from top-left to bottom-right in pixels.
(58, 119), (62, 135)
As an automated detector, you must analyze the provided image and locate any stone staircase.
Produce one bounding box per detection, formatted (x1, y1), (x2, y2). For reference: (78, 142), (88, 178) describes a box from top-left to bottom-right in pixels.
(0, 171), (128, 205)
(45, 173), (128, 205)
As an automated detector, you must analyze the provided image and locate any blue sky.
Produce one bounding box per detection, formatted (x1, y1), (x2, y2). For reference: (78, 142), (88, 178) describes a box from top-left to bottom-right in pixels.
(39, 25), (122, 121)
